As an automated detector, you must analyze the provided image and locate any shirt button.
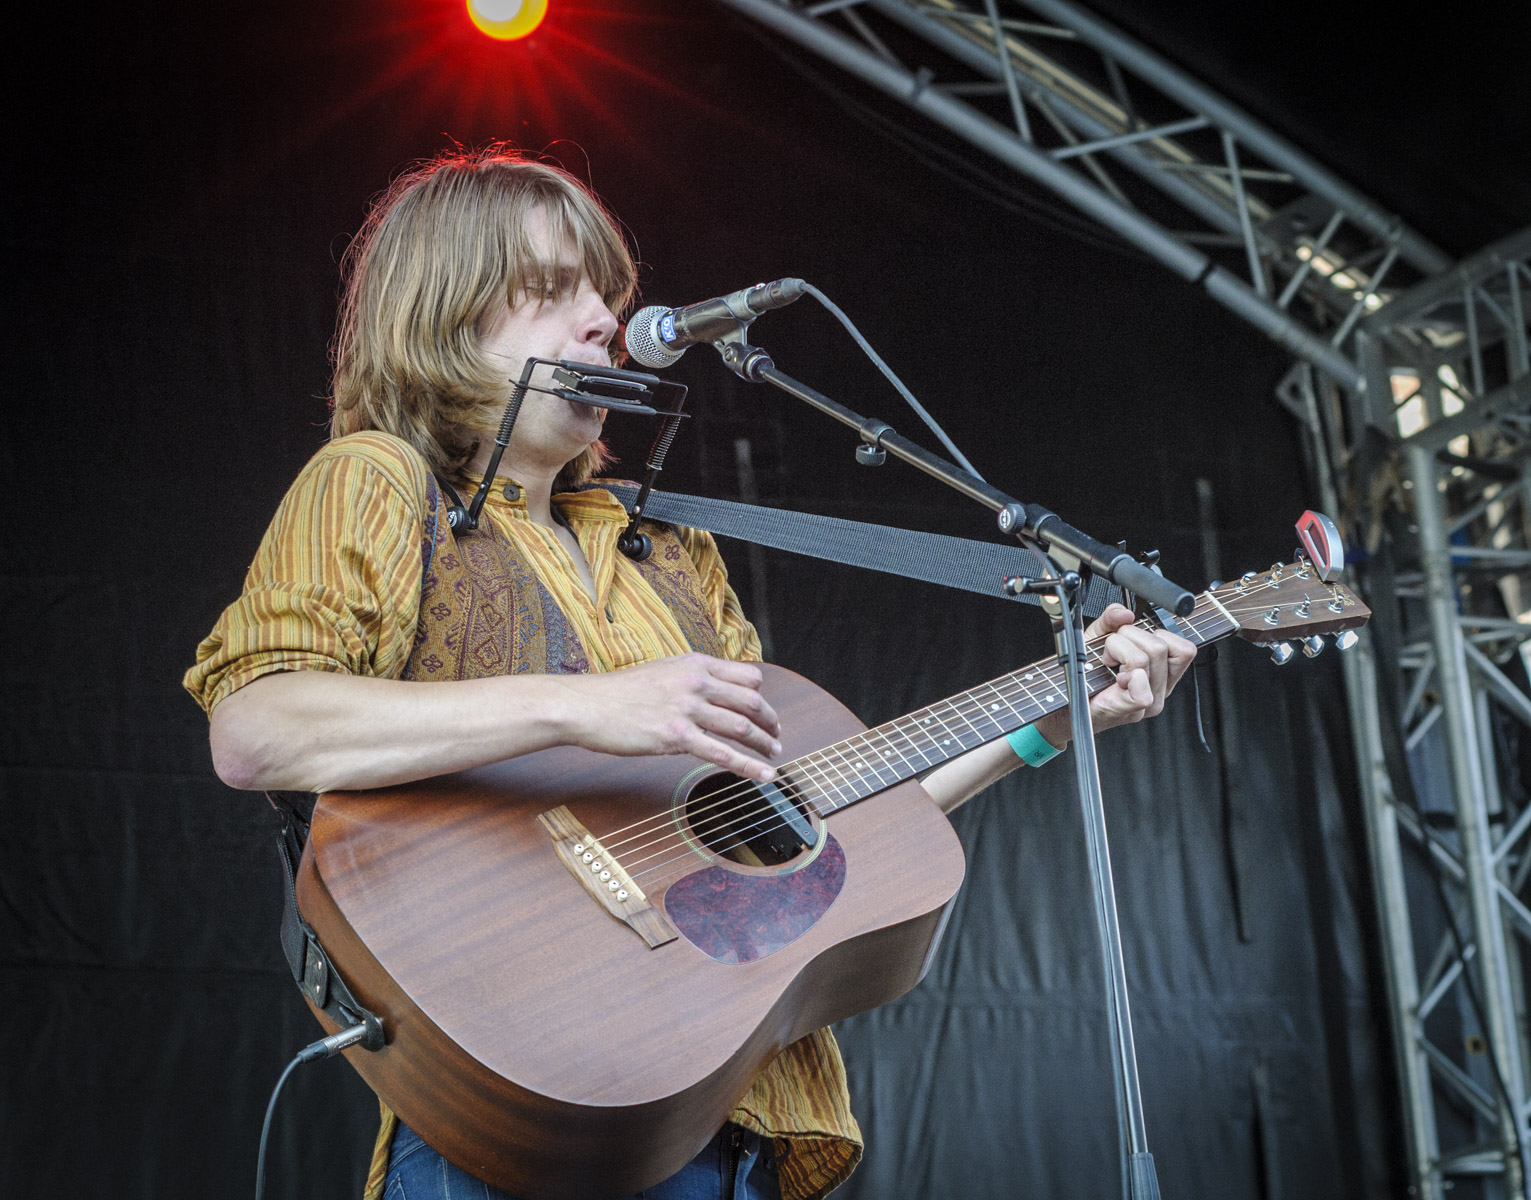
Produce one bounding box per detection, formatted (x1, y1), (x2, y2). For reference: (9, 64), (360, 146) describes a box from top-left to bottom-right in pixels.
(502, 482), (520, 501)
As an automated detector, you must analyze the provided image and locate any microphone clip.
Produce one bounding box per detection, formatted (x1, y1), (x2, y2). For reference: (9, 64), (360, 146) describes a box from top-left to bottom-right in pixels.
(716, 335), (775, 383)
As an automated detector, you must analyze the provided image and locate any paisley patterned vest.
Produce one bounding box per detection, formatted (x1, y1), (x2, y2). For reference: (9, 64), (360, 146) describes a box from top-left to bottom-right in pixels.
(402, 476), (728, 680)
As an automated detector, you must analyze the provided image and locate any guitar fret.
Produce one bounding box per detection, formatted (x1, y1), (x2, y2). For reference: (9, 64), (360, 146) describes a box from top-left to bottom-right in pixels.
(922, 702), (972, 763)
(804, 745), (862, 809)
(875, 723), (921, 771)
(944, 693), (996, 746)
(785, 757), (844, 814)
(843, 732), (901, 791)
(908, 710), (950, 764)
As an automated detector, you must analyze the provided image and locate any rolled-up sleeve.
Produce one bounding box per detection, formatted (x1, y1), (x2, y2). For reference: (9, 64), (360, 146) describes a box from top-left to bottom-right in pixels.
(184, 437), (428, 712)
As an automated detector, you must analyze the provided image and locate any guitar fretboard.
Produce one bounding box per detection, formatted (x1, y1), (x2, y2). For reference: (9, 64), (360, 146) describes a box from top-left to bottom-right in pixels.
(780, 590), (1237, 813)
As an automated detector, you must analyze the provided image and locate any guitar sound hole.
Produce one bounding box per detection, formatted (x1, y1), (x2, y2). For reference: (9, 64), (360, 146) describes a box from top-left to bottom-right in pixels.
(684, 772), (818, 868)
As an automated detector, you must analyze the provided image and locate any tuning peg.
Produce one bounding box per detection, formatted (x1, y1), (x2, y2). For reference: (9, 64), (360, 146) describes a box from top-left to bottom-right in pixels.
(1334, 630), (1359, 650)
(1269, 642), (1295, 665)
(1301, 636), (1325, 658)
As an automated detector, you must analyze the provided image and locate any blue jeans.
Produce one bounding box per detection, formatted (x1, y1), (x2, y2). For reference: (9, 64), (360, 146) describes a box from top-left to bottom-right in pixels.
(385, 1121), (783, 1200)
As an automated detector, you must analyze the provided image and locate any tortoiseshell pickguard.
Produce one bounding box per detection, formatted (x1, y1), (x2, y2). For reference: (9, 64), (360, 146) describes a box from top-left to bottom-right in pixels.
(662, 837), (847, 965)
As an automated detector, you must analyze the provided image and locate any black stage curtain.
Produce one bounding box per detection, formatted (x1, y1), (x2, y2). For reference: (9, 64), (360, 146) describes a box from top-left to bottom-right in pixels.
(20, 0), (1521, 1194)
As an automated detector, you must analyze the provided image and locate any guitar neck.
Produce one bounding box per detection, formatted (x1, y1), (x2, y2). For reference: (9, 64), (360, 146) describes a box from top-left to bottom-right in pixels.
(782, 590), (1240, 814)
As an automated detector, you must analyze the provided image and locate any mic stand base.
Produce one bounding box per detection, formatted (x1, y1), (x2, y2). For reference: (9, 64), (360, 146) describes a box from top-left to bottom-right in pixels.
(1131, 1153), (1163, 1200)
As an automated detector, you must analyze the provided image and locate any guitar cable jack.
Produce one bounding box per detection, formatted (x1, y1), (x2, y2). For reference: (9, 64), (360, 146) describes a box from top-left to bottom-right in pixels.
(255, 1016), (383, 1200)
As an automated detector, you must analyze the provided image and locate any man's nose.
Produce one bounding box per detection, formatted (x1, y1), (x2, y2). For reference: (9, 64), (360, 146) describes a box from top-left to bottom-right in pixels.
(579, 289), (619, 346)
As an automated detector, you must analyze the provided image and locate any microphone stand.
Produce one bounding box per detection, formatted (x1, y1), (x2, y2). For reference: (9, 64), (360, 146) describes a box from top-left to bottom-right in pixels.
(1017, 569), (1159, 1200)
(711, 334), (1179, 1200)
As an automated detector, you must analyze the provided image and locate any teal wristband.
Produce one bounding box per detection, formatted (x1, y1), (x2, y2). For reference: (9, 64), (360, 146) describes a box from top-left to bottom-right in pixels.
(1006, 723), (1063, 767)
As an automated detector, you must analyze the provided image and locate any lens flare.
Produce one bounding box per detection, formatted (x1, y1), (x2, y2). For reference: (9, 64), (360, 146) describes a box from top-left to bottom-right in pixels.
(467, 0), (549, 41)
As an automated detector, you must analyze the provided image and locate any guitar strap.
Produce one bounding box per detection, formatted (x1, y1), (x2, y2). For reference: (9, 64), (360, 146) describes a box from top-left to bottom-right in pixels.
(267, 790), (383, 1037)
(589, 483), (1115, 618)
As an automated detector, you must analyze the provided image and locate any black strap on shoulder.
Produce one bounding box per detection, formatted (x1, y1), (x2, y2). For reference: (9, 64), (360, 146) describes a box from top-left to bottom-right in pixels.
(590, 483), (1113, 618)
(266, 792), (383, 1042)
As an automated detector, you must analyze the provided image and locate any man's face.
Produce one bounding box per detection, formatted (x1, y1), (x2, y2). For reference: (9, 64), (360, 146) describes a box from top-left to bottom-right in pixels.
(477, 205), (620, 476)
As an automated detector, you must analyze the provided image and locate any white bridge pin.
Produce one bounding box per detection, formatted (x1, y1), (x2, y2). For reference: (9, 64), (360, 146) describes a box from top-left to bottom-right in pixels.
(581, 852), (594, 864)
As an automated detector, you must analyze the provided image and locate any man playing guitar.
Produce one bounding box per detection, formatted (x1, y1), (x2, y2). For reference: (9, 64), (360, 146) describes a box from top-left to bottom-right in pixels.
(185, 145), (1194, 1200)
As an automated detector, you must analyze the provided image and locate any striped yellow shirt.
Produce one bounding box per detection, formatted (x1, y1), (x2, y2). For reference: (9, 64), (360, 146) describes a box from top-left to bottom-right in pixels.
(185, 432), (862, 1200)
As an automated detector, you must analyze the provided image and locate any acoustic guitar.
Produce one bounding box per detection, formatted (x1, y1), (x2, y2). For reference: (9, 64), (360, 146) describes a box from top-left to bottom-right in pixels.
(294, 554), (1368, 1198)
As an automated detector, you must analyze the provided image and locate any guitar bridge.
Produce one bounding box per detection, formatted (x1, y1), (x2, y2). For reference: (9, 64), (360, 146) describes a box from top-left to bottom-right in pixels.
(537, 806), (678, 949)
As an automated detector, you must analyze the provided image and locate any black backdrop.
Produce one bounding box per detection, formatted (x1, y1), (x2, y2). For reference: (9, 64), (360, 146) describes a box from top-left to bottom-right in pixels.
(4, 1), (1528, 1197)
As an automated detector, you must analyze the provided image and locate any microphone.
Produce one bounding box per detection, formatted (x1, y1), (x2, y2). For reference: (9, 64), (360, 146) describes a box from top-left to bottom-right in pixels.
(625, 278), (807, 368)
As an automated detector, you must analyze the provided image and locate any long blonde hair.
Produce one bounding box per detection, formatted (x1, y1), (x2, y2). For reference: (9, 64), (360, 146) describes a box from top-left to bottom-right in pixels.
(330, 146), (636, 484)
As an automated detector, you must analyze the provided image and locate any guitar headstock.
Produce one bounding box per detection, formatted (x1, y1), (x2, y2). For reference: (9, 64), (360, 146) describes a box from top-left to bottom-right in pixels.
(1210, 559), (1371, 662)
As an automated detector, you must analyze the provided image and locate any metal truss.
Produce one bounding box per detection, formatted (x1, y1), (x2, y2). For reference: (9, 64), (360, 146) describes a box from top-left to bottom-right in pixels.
(717, 0), (1531, 1195)
(718, 0), (1454, 391)
(1331, 230), (1531, 1200)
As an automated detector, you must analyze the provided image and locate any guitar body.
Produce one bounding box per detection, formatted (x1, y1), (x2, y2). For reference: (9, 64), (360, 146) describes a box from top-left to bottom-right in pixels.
(296, 663), (967, 1198)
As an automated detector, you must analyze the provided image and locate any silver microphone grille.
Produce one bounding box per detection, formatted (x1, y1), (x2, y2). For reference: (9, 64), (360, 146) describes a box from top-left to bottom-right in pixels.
(623, 305), (686, 369)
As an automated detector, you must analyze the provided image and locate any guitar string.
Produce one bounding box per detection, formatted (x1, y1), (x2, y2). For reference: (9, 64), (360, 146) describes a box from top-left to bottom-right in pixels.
(587, 574), (1337, 889)
(620, 580), (1339, 893)
(621, 658), (1094, 876)
(594, 604), (1203, 859)
(609, 573), (1327, 884)
(610, 593), (1256, 883)
(598, 629), (1126, 875)
(621, 576), (1348, 890)
(602, 574), (1303, 858)
(623, 656), (1122, 885)
(598, 578), (1311, 884)
(592, 589), (1237, 856)
(661, 573), (1360, 880)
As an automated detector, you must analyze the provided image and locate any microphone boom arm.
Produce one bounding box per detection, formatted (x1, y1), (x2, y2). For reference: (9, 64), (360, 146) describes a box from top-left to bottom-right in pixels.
(714, 338), (1195, 617)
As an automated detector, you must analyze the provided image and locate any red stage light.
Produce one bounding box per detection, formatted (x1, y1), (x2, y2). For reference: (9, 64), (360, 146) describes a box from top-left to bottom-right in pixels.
(466, 0), (549, 41)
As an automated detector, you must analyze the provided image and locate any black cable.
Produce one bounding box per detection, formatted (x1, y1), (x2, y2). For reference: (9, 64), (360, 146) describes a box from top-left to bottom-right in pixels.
(254, 1053), (303, 1200)
(800, 282), (984, 479)
(254, 1022), (378, 1200)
